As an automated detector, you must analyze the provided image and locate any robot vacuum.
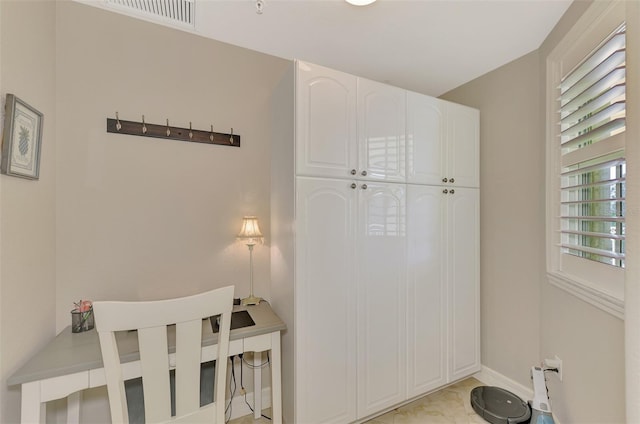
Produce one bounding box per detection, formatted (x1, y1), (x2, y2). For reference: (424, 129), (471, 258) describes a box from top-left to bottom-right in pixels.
(471, 386), (531, 424)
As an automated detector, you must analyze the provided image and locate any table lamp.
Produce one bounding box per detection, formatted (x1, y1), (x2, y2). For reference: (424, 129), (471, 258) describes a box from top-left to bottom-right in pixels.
(237, 216), (263, 305)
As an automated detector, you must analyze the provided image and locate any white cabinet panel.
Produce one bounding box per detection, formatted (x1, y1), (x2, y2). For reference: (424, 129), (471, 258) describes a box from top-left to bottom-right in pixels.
(447, 103), (480, 188)
(407, 95), (479, 188)
(358, 79), (406, 183)
(295, 177), (357, 424)
(448, 188), (481, 380)
(406, 185), (447, 397)
(357, 183), (407, 417)
(296, 62), (357, 179)
(407, 92), (446, 186)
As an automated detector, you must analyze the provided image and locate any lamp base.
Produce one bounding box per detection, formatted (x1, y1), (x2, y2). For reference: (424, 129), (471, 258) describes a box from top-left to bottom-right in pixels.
(241, 295), (262, 306)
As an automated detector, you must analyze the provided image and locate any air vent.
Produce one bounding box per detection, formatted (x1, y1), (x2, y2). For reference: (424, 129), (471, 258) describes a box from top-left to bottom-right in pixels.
(106, 0), (195, 27)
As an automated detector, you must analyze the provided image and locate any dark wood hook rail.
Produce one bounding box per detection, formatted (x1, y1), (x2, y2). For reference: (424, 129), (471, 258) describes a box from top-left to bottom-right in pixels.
(106, 116), (240, 147)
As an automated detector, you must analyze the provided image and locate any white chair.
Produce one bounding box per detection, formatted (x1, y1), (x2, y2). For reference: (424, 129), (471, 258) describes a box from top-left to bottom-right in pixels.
(93, 286), (234, 424)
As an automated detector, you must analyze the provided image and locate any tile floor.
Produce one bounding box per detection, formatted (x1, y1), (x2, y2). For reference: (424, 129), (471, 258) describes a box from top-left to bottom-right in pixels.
(229, 377), (487, 424)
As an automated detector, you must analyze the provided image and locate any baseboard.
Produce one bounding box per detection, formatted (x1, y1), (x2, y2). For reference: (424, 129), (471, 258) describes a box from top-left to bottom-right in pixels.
(227, 387), (272, 421)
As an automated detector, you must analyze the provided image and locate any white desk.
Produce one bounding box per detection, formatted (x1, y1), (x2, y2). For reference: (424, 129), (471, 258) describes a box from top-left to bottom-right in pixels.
(8, 302), (286, 424)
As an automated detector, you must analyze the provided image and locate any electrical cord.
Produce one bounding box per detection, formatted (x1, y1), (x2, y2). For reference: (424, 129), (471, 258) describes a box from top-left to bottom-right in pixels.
(241, 352), (270, 369)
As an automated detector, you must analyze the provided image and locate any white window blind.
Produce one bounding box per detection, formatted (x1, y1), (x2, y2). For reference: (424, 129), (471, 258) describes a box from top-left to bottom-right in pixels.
(559, 24), (626, 268)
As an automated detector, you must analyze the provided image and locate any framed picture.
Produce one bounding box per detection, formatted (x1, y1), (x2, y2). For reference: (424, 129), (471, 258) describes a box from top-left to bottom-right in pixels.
(1, 94), (43, 179)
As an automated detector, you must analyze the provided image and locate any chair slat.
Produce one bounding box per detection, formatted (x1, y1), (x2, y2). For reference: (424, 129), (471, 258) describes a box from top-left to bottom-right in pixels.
(98, 332), (129, 423)
(175, 320), (202, 416)
(138, 327), (172, 423)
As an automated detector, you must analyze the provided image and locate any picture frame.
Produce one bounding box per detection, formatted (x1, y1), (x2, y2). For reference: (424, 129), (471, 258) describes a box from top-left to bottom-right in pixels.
(1, 94), (43, 179)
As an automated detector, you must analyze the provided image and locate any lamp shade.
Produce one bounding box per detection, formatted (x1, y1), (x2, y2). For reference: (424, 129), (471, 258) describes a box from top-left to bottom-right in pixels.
(237, 216), (263, 245)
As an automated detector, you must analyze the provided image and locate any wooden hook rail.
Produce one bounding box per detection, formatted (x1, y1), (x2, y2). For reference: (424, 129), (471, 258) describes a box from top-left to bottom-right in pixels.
(106, 114), (240, 147)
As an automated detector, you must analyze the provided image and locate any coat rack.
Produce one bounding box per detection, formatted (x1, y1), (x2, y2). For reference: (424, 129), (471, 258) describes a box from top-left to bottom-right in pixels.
(106, 113), (240, 147)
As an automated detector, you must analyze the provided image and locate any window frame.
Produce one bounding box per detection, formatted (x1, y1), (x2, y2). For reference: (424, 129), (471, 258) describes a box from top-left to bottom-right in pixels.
(546, 0), (626, 319)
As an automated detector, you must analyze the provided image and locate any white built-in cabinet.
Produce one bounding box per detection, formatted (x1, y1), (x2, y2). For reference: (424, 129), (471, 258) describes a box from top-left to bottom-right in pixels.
(272, 60), (480, 424)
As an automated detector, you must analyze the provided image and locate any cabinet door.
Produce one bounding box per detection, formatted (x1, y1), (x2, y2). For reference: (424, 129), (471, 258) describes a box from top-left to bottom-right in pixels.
(446, 102), (479, 188)
(357, 79), (406, 183)
(357, 182), (407, 418)
(296, 61), (357, 179)
(407, 92), (446, 186)
(448, 188), (481, 381)
(296, 177), (357, 424)
(406, 185), (447, 397)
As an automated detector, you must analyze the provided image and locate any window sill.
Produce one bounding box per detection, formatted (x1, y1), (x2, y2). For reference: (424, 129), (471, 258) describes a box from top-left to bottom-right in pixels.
(547, 272), (624, 320)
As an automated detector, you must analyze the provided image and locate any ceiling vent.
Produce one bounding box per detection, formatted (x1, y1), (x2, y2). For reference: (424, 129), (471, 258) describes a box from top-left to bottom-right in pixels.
(105, 0), (195, 28)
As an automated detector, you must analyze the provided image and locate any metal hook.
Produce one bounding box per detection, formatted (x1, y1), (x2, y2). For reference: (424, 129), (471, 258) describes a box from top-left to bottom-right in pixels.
(166, 119), (171, 137)
(230, 128), (234, 144)
(115, 112), (122, 131)
(210, 125), (214, 142)
(189, 122), (193, 140)
(142, 115), (147, 134)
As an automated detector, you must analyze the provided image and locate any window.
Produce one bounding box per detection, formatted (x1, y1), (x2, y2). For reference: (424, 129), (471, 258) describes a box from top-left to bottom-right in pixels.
(546, 1), (626, 318)
(559, 24), (626, 268)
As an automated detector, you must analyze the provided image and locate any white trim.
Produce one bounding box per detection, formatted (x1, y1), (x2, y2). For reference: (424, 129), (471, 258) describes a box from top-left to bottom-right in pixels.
(547, 271), (624, 319)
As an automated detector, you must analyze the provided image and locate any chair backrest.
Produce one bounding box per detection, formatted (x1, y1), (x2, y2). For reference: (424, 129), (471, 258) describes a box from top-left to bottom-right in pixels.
(93, 286), (234, 424)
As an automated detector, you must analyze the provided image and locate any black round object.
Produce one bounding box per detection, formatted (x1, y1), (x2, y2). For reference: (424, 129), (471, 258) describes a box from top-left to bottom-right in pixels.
(471, 386), (531, 424)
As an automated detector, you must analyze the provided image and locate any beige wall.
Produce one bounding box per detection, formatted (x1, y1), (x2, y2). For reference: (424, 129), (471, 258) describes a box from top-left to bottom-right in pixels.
(54, 2), (288, 420)
(55, 1), (289, 326)
(0, 1), (57, 423)
(443, 1), (625, 422)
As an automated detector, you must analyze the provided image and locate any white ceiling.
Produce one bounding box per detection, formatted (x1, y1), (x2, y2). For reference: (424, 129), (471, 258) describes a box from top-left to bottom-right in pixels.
(193, 0), (573, 96)
(88, 0), (573, 96)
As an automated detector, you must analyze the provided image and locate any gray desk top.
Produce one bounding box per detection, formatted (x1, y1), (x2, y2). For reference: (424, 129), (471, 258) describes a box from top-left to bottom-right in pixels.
(7, 301), (286, 386)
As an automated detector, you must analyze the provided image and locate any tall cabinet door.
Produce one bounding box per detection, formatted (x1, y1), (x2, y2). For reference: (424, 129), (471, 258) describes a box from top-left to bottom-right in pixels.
(357, 79), (406, 183)
(295, 177), (358, 424)
(447, 187), (481, 381)
(446, 102), (480, 188)
(406, 185), (447, 397)
(296, 61), (357, 179)
(406, 92), (446, 186)
(357, 182), (407, 418)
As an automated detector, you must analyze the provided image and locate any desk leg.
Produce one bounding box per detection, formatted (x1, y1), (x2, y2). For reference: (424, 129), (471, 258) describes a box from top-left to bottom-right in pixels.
(253, 351), (262, 419)
(21, 381), (45, 424)
(271, 331), (282, 424)
(66, 391), (81, 424)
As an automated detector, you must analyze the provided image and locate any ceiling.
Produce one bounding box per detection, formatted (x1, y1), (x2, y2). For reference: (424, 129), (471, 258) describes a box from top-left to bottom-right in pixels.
(91, 0), (574, 96)
(194, 0), (572, 96)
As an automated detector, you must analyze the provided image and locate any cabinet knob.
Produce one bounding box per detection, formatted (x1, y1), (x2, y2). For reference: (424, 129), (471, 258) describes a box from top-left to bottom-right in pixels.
(361, 170), (368, 176)
(450, 189), (455, 194)
(443, 189), (448, 194)
(351, 183), (357, 189)
(449, 178), (455, 183)
(351, 169), (357, 175)
(362, 184), (368, 190)
(442, 177), (448, 183)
